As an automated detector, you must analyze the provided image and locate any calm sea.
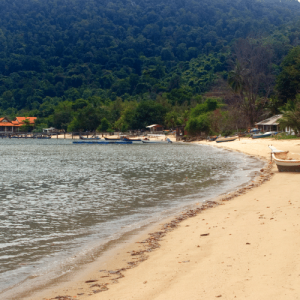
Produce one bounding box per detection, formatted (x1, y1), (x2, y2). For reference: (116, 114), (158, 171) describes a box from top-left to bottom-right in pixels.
(0, 139), (263, 298)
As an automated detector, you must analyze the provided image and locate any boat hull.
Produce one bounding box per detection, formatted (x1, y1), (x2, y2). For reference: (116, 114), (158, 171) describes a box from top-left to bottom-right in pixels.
(122, 137), (142, 143)
(252, 133), (271, 139)
(276, 164), (300, 172)
(142, 138), (172, 144)
(104, 137), (121, 141)
(272, 153), (300, 172)
(216, 137), (238, 143)
(252, 131), (278, 139)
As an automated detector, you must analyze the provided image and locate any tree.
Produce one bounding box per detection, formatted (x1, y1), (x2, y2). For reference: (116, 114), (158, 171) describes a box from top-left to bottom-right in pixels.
(131, 101), (167, 129)
(228, 39), (274, 126)
(189, 98), (219, 118)
(165, 111), (180, 129)
(53, 110), (73, 130)
(69, 105), (106, 131)
(98, 117), (111, 132)
(185, 98), (220, 135)
(52, 101), (74, 130)
(185, 113), (211, 135)
(276, 46), (300, 103)
(19, 118), (33, 132)
(1, 91), (15, 110)
(278, 98), (300, 134)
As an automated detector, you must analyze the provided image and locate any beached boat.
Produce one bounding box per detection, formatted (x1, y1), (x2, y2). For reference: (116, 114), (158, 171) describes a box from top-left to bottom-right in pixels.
(104, 136), (122, 141)
(269, 145), (300, 172)
(215, 136), (238, 143)
(208, 136), (218, 141)
(252, 131), (278, 139)
(142, 138), (172, 144)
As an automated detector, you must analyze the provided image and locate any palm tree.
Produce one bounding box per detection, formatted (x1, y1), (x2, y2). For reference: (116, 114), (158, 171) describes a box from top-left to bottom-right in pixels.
(228, 62), (245, 96)
(165, 111), (179, 129)
(278, 102), (300, 135)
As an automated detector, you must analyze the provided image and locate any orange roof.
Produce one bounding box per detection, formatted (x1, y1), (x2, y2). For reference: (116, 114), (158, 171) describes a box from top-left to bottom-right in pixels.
(0, 122), (15, 126)
(0, 117), (37, 127)
(15, 117), (37, 124)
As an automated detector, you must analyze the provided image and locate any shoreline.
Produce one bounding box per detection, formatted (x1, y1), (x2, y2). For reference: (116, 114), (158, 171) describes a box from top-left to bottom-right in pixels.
(14, 138), (300, 299)
(9, 142), (263, 300)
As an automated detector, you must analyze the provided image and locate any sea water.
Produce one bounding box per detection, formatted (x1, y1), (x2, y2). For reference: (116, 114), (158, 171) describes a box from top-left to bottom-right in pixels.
(0, 139), (263, 298)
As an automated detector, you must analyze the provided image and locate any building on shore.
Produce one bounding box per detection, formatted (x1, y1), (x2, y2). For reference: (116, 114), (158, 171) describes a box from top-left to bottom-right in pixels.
(43, 127), (57, 134)
(146, 124), (164, 132)
(255, 114), (296, 135)
(0, 117), (37, 132)
(255, 115), (282, 132)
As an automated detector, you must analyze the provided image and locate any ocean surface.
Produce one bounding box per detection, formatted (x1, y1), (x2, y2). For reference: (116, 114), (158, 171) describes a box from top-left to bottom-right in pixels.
(0, 139), (263, 299)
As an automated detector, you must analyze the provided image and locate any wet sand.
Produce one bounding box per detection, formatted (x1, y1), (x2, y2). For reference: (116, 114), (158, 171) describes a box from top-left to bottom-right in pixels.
(23, 137), (300, 300)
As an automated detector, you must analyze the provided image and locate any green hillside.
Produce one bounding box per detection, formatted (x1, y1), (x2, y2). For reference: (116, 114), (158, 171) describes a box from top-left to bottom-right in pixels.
(1, 0), (300, 132)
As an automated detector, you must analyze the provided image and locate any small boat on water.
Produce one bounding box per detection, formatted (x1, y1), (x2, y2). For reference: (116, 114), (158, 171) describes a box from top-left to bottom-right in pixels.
(269, 145), (300, 172)
(142, 138), (172, 144)
(215, 136), (238, 143)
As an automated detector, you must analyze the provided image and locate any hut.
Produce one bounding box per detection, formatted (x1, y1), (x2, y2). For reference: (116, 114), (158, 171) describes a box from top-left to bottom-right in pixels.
(43, 127), (57, 133)
(146, 124), (164, 132)
(255, 115), (282, 132)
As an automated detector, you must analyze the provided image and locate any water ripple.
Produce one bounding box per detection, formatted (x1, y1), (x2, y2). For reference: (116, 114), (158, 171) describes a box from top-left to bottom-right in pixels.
(0, 140), (262, 295)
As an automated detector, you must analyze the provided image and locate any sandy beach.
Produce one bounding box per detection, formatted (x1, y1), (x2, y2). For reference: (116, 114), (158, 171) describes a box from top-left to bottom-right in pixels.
(23, 137), (300, 300)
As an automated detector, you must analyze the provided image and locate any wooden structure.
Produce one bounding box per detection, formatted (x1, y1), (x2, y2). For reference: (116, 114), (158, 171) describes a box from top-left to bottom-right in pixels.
(146, 124), (164, 132)
(255, 115), (282, 132)
(175, 125), (187, 141)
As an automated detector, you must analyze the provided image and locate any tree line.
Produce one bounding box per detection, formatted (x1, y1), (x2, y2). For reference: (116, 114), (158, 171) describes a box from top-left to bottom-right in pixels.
(0, 0), (300, 134)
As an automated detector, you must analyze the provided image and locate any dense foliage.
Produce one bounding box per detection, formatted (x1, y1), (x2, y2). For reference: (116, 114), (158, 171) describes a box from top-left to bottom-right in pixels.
(1, 0), (300, 132)
(276, 46), (300, 103)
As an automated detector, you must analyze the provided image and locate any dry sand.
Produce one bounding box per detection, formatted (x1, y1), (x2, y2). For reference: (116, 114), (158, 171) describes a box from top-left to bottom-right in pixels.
(23, 138), (300, 300)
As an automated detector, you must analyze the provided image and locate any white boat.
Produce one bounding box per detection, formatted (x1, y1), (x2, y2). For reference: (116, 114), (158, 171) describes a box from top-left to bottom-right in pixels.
(269, 145), (300, 172)
(142, 138), (172, 144)
(216, 136), (238, 143)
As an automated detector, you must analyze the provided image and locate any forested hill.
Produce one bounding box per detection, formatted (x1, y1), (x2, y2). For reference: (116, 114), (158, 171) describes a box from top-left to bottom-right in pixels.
(1, 0), (300, 131)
